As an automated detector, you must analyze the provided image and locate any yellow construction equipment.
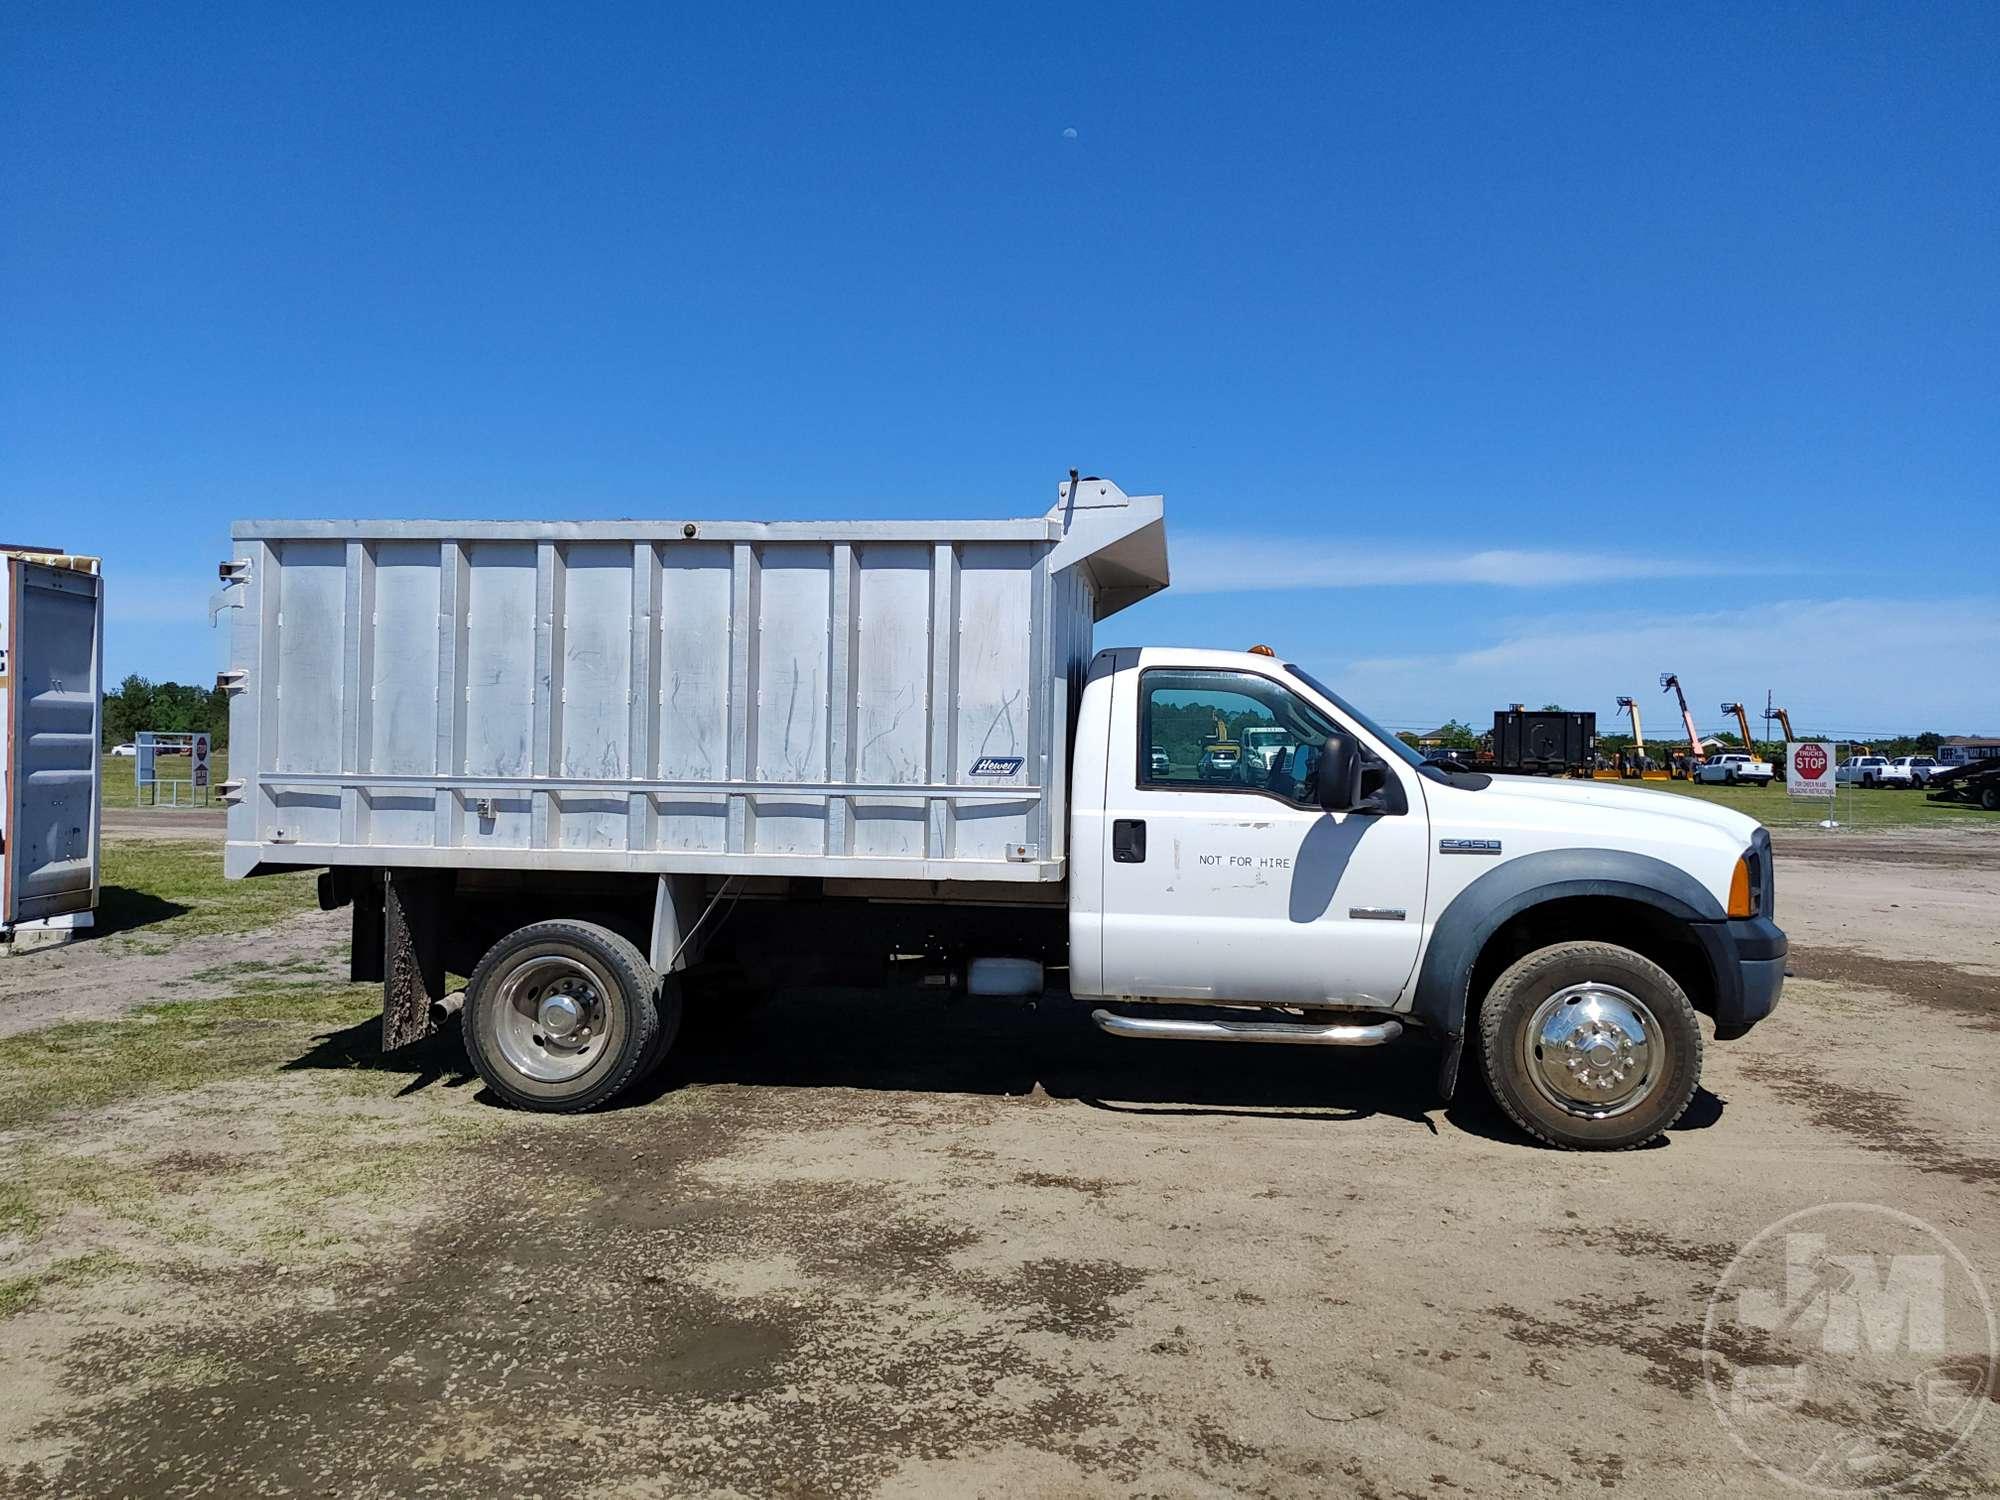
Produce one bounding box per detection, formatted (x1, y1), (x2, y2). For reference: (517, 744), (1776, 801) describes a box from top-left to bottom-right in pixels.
(1596, 696), (1673, 779)
(1720, 702), (1758, 755)
(1659, 674), (1703, 777)
(1613, 696), (1646, 777)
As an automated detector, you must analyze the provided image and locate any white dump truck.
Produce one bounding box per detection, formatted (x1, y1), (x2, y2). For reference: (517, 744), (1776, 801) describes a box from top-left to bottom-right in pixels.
(216, 476), (1785, 1149)
(1, 548), (104, 954)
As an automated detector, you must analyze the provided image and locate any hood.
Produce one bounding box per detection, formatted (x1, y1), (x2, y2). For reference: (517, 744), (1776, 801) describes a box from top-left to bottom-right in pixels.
(1450, 773), (1764, 845)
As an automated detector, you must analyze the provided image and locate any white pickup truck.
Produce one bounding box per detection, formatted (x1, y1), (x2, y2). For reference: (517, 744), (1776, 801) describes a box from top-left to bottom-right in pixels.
(220, 477), (1785, 1151)
(1836, 755), (1910, 788)
(1693, 752), (1774, 786)
(1885, 755), (1943, 787)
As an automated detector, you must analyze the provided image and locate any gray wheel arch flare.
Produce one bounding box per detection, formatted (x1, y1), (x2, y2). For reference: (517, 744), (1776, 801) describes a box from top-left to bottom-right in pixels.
(1411, 848), (1730, 1100)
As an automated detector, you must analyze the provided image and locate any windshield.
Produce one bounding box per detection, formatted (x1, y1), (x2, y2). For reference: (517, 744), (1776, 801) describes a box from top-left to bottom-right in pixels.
(1284, 665), (1428, 770)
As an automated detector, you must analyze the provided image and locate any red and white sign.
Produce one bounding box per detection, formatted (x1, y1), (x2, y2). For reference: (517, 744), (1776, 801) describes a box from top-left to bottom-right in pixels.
(191, 733), (211, 790)
(1787, 741), (1833, 799)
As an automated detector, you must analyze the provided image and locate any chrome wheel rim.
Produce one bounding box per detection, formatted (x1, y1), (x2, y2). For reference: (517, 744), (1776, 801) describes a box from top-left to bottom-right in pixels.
(493, 955), (610, 1083)
(1522, 982), (1665, 1119)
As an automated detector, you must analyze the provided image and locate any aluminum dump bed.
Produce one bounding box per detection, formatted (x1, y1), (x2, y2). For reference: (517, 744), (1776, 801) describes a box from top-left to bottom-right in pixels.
(219, 477), (1167, 883)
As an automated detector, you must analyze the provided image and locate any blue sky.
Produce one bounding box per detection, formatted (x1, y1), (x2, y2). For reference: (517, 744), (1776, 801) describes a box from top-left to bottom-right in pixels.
(4, 3), (1995, 739)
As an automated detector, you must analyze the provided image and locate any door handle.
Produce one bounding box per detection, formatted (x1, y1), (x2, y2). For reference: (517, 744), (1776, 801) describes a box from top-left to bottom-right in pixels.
(1112, 818), (1147, 863)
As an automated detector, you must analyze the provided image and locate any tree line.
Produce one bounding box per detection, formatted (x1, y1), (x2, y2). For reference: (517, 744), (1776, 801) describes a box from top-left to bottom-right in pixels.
(1397, 714), (1951, 762)
(101, 675), (229, 749)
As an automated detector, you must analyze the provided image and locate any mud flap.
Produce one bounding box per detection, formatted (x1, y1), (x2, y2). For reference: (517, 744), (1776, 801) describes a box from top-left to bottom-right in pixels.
(382, 870), (450, 1051)
(1436, 1032), (1466, 1104)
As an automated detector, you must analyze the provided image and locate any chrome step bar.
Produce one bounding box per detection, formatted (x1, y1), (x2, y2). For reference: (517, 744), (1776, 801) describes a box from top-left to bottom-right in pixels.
(1089, 1008), (1403, 1047)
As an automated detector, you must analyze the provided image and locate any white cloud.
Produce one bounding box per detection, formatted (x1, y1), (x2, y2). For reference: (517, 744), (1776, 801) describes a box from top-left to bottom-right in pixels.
(1172, 535), (1783, 593)
(1329, 596), (2000, 736)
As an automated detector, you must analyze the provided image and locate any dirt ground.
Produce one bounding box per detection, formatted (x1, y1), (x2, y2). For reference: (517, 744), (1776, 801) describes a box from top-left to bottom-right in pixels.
(96, 807), (228, 843)
(1, 824), (1995, 1497)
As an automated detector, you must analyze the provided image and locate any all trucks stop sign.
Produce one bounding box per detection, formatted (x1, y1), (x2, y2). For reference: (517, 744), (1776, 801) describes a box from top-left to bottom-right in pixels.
(191, 733), (210, 790)
(1787, 741), (1833, 798)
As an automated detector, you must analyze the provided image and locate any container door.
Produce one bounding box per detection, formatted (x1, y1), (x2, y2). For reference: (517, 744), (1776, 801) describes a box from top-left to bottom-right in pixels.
(3, 560), (104, 924)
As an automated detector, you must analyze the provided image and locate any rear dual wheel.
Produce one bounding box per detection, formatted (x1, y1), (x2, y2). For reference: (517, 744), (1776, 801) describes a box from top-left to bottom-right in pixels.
(462, 919), (682, 1112)
(1478, 941), (1703, 1150)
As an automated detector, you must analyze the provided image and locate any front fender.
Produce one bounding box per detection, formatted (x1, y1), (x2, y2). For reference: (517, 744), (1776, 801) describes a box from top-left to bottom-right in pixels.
(1411, 847), (1729, 1099)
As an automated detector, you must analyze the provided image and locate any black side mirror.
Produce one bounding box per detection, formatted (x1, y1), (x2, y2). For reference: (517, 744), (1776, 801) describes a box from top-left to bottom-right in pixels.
(1314, 734), (1362, 812)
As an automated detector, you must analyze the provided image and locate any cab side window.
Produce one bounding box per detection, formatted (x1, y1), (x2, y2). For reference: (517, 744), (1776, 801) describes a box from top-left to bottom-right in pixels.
(1138, 669), (1335, 806)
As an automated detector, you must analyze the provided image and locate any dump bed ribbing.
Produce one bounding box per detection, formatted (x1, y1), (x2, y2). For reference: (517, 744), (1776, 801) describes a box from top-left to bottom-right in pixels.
(220, 477), (1167, 883)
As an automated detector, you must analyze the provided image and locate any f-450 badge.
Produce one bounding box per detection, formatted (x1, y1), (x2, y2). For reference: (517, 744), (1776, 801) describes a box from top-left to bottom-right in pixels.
(968, 756), (1024, 777)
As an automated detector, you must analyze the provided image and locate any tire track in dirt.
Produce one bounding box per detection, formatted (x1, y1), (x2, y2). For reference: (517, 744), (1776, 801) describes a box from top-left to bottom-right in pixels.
(1788, 946), (2000, 1031)
(1742, 1055), (2000, 1187)
(0, 1088), (1285, 1499)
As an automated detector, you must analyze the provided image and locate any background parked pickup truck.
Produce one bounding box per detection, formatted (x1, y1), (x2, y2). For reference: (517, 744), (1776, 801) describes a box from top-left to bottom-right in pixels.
(1694, 753), (1774, 786)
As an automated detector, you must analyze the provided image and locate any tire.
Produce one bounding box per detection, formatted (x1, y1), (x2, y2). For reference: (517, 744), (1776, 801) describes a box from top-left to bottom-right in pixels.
(639, 971), (688, 1075)
(1477, 941), (1704, 1151)
(1727, 771), (1739, 786)
(462, 919), (674, 1113)
(1982, 786), (2000, 813)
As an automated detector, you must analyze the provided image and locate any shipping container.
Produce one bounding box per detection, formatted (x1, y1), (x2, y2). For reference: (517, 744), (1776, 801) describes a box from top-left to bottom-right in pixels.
(1, 549), (104, 948)
(1491, 709), (1596, 776)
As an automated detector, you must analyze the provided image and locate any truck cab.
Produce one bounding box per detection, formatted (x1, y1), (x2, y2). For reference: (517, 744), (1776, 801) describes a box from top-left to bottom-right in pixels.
(1068, 646), (1785, 1148)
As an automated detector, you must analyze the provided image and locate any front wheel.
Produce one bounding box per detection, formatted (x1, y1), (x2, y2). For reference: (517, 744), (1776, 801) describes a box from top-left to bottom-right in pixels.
(463, 919), (674, 1112)
(1478, 941), (1703, 1150)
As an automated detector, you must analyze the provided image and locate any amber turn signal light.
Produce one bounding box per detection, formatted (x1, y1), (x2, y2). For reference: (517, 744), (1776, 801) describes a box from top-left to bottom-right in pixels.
(1727, 856), (1755, 919)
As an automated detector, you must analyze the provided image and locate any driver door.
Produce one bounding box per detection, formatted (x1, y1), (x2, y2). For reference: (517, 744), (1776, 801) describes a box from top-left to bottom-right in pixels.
(1096, 662), (1429, 1008)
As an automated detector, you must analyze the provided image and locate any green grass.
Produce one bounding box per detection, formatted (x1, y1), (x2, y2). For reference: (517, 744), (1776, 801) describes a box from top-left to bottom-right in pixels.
(1630, 776), (1996, 830)
(0, 1180), (41, 1242)
(0, 983), (383, 1132)
(99, 749), (228, 809)
(187, 954), (336, 983)
(99, 839), (319, 941)
(0, 1251), (132, 1318)
(0, 980), (485, 1318)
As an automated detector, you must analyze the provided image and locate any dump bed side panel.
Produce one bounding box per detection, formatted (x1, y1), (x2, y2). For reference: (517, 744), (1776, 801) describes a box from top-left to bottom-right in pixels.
(225, 525), (1100, 884)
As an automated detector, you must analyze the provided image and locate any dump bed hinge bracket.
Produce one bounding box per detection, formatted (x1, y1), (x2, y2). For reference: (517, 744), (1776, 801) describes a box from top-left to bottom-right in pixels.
(209, 559), (251, 625)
